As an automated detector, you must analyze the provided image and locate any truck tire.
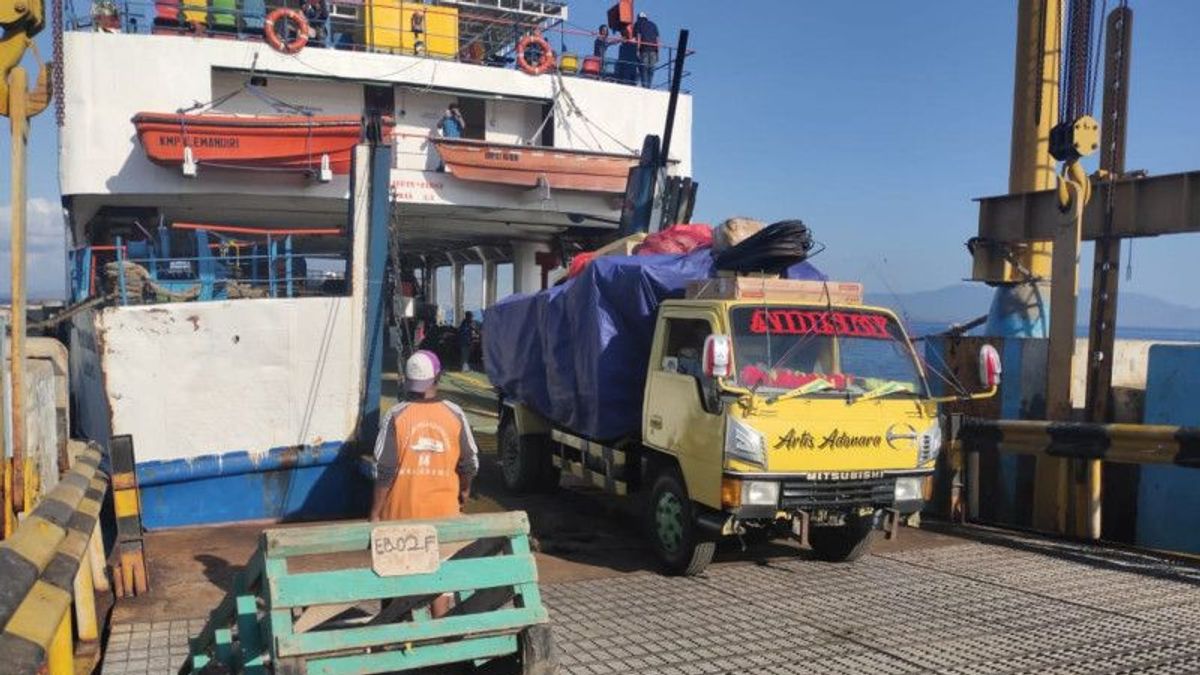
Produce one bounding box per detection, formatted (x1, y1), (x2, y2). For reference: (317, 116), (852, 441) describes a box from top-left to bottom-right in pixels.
(499, 419), (558, 493)
(647, 468), (715, 576)
(808, 515), (878, 562)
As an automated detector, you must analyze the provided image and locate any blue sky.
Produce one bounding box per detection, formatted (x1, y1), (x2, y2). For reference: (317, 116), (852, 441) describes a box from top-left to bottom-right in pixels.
(4, 1), (1200, 308)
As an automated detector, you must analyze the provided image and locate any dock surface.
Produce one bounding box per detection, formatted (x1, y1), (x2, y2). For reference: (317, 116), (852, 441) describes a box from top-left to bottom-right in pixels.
(98, 373), (1200, 674)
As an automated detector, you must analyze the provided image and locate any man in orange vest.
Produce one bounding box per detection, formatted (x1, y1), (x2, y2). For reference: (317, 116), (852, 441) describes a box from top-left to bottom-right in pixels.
(371, 350), (480, 614)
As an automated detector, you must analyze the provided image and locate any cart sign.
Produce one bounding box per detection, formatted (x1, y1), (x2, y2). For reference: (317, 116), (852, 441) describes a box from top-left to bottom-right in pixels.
(745, 309), (893, 340)
(371, 524), (441, 577)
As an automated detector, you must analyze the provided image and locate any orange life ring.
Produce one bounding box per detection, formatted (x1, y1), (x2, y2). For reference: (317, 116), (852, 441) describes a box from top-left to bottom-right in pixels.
(264, 8), (309, 54)
(517, 33), (555, 75)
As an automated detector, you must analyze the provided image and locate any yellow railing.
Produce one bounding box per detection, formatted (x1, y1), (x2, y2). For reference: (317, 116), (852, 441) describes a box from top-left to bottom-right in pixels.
(0, 444), (109, 675)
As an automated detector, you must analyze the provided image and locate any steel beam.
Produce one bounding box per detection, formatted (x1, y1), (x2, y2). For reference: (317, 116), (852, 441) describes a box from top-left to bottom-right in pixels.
(975, 170), (1200, 245)
(1081, 6), (1133, 542)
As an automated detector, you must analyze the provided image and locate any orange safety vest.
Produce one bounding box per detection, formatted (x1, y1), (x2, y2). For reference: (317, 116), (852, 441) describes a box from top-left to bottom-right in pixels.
(380, 401), (468, 521)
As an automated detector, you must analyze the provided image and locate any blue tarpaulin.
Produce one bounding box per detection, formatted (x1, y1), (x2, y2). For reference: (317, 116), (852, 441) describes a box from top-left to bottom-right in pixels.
(484, 248), (823, 441)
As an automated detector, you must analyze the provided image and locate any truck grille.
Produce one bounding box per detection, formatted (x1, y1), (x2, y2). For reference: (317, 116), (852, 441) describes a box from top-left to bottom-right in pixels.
(780, 477), (895, 510)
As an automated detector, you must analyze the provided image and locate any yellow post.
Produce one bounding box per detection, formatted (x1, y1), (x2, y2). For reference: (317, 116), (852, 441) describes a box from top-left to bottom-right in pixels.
(45, 608), (74, 675)
(8, 65), (29, 514)
(0, 313), (7, 538)
(1009, 0), (1062, 196)
(73, 549), (100, 643)
(88, 520), (110, 592)
(1007, 0), (1078, 535)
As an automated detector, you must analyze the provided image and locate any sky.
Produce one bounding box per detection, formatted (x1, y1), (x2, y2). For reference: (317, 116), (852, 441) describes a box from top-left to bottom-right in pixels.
(3, 1), (1200, 308)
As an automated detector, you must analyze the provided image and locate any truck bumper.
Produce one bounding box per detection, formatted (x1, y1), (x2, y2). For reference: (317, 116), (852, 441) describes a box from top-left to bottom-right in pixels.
(720, 471), (933, 521)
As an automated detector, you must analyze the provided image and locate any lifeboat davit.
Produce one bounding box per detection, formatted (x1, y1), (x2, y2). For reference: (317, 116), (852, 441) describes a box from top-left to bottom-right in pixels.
(432, 137), (640, 193)
(132, 113), (391, 176)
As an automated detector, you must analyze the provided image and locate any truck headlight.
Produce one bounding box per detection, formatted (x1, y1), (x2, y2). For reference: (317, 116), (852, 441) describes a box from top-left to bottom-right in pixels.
(917, 422), (943, 466)
(742, 480), (780, 506)
(725, 417), (766, 468)
(894, 477), (923, 503)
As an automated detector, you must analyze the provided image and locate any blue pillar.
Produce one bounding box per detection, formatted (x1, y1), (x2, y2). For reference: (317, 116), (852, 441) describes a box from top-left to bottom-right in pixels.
(355, 141), (394, 446)
(285, 235), (294, 298)
(268, 235), (277, 298)
(115, 237), (129, 305)
(158, 219), (171, 258)
(196, 230), (215, 301)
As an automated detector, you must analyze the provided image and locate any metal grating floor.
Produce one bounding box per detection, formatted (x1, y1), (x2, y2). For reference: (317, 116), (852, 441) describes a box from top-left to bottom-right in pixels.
(544, 538), (1200, 675)
(100, 533), (1200, 673)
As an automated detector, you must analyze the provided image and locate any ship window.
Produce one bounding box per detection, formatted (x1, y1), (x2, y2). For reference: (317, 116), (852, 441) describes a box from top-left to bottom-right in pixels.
(365, 85), (394, 118)
(455, 98), (486, 140)
(540, 102), (554, 146)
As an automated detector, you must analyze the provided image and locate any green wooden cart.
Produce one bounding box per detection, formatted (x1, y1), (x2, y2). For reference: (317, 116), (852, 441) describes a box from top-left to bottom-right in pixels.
(184, 511), (556, 674)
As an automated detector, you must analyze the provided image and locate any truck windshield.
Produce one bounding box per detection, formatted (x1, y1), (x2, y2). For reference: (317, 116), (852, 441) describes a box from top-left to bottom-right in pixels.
(729, 307), (927, 398)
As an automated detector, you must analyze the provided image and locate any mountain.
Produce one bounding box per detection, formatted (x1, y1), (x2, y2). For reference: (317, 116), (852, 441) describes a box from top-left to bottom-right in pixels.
(865, 283), (1200, 331)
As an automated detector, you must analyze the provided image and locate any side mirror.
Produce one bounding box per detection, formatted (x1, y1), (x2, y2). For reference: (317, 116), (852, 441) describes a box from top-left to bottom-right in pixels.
(703, 334), (733, 379)
(978, 344), (1002, 389)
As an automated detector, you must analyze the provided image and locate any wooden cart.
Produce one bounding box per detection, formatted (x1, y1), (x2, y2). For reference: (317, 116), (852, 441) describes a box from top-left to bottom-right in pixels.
(185, 511), (555, 674)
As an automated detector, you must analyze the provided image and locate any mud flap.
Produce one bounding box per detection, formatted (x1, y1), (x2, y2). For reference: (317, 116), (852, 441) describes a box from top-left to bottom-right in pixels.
(881, 508), (902, 540)
(790, 511), (811, 550)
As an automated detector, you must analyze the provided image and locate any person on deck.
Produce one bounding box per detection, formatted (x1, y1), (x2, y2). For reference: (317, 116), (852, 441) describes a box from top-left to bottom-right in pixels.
(458, 311), (478, 372)
(371, 350), (480, 617)
(593, 24), (612, 58)
(633, 11), (660, 88)
(438, 103), (465, 138)
(301, 0), (328, 46)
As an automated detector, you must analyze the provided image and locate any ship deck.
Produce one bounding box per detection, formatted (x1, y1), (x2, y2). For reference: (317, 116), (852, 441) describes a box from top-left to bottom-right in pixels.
(94, 373), (1200, 674)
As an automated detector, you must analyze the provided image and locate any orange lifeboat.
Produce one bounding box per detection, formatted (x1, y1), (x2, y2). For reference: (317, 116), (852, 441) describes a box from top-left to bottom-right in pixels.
(131, 113), (392, 176)
(432, 137), (640, 193)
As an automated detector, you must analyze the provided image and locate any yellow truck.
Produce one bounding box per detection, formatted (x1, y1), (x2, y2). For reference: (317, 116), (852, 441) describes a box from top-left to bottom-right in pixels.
(495, 278), (999, 575)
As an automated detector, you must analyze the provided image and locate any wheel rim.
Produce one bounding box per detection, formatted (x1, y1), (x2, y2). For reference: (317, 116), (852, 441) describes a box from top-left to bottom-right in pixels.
(501, 429), (521, 484)
(655, 492), (684, 554)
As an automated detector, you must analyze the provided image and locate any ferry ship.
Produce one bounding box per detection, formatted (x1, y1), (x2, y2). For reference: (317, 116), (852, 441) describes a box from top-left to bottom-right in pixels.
(58, 0), (693, 528)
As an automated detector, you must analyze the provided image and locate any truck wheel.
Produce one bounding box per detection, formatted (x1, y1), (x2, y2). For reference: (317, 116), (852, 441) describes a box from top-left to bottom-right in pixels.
(499, 420), (558, 493)
(518, 624), (558, 675)
(808, 515), (878, 562)
(647, 468), (715, 576)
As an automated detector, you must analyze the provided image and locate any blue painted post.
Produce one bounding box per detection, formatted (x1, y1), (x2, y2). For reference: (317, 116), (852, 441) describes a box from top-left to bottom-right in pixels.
(158, 218), (171, 258)
(360, 141), (393, 445)
(74, 247), (92, 302)
(115, 236), (129, 305)
(268, 235), (277, 298)
(196, 230), (216, 301)
(285, 235), (294, 298)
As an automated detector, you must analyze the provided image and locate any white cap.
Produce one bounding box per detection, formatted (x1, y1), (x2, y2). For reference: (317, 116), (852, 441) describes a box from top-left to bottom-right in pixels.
(639, 11), (646, 17)
(405, 350), (442, 393)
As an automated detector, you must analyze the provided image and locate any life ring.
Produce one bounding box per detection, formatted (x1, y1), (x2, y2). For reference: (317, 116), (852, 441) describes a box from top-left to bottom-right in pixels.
(264, 8), (309, 54)
(517, 33), (555, 75)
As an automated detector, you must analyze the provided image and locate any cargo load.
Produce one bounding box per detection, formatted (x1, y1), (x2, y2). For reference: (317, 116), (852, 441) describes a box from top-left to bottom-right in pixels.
(483, 247), (823, 441)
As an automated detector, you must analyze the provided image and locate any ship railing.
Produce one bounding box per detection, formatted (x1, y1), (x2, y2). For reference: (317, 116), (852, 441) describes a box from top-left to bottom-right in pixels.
(70, 240), (350, 306)
(68, 0), (693, 90)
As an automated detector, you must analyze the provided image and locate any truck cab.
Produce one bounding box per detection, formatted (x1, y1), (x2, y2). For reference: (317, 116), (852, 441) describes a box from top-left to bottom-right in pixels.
(497, 278), (999, 575)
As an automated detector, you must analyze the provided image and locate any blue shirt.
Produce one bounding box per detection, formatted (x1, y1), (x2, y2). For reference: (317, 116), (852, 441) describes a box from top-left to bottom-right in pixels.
(441, 114), (463, 138)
